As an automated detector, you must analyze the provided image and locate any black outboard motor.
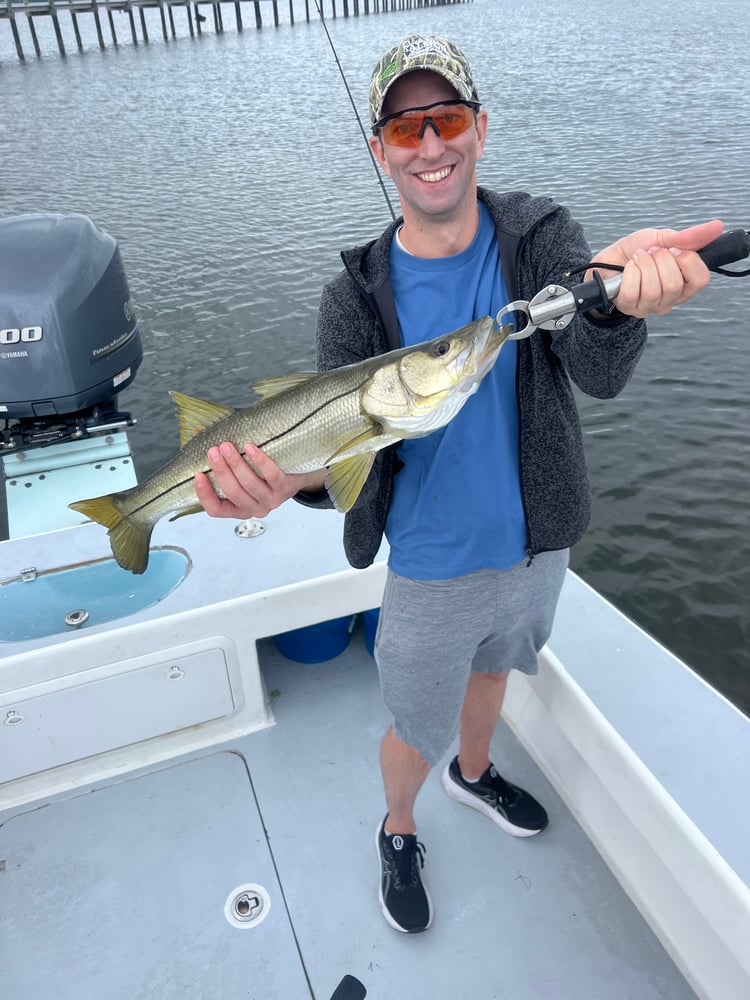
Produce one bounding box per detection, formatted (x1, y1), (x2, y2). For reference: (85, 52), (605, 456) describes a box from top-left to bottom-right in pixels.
(0, 212), (142, 450)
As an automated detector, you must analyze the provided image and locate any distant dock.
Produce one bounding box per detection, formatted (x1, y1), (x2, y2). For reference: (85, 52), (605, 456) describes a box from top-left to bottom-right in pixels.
(1, 0), (472, 61)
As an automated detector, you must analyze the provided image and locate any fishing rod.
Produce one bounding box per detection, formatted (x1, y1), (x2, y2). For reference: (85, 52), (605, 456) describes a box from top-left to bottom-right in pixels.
(312, 0), (397, 222)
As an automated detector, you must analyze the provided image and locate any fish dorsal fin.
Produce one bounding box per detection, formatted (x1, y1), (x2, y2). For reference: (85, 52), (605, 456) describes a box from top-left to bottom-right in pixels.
(169, 391), (235, 448)
(325, 453), (376, 513)
(252, 372), (318, 400)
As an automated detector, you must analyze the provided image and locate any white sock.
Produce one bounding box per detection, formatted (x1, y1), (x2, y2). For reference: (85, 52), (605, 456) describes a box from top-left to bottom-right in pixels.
(458, 760), (484, 783)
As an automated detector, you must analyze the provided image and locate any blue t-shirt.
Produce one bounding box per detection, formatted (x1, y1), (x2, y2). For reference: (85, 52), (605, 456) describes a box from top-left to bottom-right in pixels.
(385, 202), (527, 579)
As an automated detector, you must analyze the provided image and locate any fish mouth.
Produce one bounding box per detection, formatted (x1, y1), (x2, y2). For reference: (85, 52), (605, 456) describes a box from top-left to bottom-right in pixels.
(455, 319), (508, 393)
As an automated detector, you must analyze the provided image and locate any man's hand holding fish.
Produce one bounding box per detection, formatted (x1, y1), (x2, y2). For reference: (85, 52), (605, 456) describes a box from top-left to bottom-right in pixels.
(195, 442), (325, 521)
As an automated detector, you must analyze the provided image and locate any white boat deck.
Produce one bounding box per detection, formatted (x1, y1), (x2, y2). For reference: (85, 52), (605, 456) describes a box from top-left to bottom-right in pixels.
(1, 502), (749, 999)
(550, 573), (750, 891)
(0, 629), (700, 1000)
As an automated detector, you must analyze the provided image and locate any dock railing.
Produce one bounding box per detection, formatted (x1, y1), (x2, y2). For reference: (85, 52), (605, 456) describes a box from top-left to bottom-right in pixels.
(1, 0), (473, 61)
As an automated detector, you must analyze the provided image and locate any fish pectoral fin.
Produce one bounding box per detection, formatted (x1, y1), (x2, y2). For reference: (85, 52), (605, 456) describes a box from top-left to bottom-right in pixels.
(252, 372), (318, 399)
(324, 425), (384, 464)
(169, 391), (236, 448)
(168, 503), (205, 523)
(325, 453), (376, 513)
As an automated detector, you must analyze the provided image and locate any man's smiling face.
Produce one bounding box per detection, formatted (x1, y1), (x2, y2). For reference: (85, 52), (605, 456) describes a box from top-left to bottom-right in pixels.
(369, 70), (488, 234)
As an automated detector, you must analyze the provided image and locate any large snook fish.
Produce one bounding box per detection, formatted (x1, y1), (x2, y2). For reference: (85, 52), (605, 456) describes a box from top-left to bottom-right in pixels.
(69, 316), (510, 574)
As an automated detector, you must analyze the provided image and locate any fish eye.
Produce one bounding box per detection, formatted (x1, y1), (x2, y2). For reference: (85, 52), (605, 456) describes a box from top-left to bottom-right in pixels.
(434, 341), (451, 357)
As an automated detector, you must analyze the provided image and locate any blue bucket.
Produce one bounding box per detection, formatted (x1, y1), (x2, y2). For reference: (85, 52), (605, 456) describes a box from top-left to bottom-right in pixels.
(363, 608), (380, 657)
(274, 615), (354, 664)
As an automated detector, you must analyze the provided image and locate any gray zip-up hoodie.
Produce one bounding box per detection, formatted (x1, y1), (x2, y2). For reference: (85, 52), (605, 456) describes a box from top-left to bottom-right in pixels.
(299, 188), (647, 569)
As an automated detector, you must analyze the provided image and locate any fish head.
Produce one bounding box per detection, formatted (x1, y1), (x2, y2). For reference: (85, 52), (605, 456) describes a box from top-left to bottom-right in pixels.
(362, 316), (512, 437)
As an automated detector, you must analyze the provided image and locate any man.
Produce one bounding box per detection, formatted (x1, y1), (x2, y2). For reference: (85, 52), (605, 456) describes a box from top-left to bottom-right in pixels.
(195, 35), (721, 934)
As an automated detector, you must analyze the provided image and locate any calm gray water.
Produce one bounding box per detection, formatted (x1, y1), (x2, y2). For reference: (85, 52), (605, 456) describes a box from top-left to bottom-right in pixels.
(2, 0), (749, 712)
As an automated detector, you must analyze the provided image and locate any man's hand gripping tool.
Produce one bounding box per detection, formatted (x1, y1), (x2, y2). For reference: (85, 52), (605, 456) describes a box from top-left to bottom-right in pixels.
(496, 228), (750, 340)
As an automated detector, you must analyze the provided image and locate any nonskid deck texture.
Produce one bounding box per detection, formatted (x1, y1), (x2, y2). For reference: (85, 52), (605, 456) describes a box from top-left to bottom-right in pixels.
(0, 632), (697, 1000)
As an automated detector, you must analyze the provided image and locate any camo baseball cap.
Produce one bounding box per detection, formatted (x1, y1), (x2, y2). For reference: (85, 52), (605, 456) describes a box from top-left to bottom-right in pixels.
(369, 35), (479, 126)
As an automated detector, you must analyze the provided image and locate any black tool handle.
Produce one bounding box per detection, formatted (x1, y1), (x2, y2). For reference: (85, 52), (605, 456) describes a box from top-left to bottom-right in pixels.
(697, 228), (750, 271)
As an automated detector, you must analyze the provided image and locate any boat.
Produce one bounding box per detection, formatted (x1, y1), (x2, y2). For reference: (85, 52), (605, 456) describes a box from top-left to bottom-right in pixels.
(1, 214), (749, 999)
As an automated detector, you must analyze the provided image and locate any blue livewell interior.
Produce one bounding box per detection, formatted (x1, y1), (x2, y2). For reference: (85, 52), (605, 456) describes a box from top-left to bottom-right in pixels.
(0, 548), (189, 642)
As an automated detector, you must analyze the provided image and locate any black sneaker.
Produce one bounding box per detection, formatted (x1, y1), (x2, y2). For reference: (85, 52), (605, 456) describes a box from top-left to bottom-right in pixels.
(376, 817), (433, 933)
(441, 756), (548, 837)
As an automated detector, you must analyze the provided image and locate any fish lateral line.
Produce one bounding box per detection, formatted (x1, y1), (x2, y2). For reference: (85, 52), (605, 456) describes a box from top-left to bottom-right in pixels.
(112, 469), (211, 523)
(253, 378), (372, 451)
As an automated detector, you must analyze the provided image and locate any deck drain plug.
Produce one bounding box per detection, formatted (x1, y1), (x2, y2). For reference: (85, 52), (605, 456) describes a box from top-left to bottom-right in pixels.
(224, 883), (271, 929)
(64, 609), (90, 627)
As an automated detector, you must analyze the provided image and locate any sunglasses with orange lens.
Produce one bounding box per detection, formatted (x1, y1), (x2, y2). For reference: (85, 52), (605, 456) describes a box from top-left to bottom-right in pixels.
(374, 100), (480, 148)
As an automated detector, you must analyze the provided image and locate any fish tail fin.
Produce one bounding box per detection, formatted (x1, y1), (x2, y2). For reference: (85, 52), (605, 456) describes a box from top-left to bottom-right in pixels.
(69, 495), (153, 575)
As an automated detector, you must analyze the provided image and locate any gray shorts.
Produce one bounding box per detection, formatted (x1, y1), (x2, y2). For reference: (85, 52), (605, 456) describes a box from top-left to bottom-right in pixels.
(374, 550), (569, 767)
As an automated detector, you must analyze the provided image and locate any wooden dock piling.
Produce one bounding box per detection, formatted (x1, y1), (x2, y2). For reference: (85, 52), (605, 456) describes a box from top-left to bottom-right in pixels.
(2, 0), (472, 62)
